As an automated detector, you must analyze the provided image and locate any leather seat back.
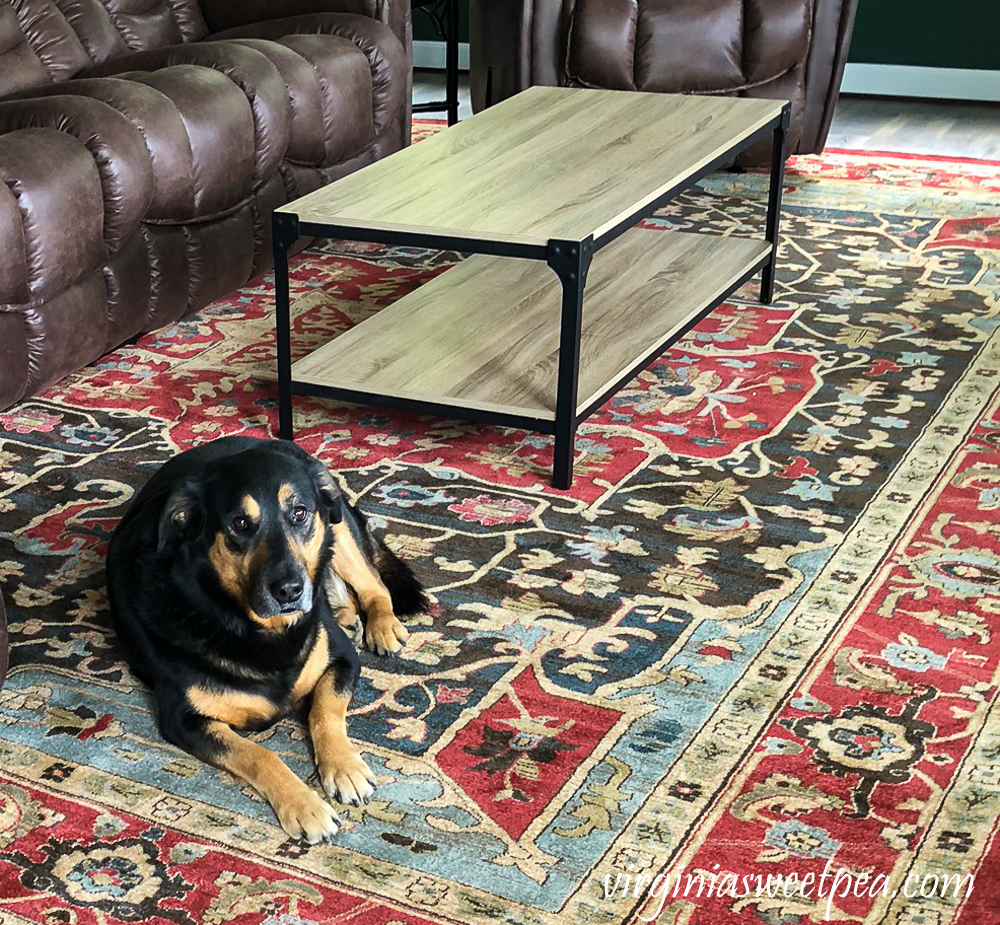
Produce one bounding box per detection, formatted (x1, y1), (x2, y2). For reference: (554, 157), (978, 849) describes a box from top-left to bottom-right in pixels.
(566, 0), (810, 95)
(4, 0), (89, 87)
(1, 0), (210, 92)
(63, 0), (208, 58)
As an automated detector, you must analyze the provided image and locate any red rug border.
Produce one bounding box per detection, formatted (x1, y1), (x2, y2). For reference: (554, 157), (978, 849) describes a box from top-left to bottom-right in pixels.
(788, 146), (999, 166)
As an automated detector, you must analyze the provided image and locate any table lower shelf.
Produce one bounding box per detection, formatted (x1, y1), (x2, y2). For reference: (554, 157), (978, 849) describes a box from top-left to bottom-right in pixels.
(291, 228), (771, 424)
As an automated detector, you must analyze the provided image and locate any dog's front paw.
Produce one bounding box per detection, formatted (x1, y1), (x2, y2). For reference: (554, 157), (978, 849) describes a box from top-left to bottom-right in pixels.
(320, 750), (377, 807)
(273, 783), (341, 844)
(364, 612), (409, 656)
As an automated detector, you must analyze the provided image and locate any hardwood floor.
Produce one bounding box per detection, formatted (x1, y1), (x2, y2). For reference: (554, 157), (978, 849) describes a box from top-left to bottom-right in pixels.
(413, 70), (473, 121)
(828, 95), (1000, 159)
(413, 72), (1000, 160)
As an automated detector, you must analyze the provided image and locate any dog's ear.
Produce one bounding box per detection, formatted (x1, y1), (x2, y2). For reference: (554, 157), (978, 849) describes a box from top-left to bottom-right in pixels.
(157, 479), (201, 553)
(308, 459), (343, 524)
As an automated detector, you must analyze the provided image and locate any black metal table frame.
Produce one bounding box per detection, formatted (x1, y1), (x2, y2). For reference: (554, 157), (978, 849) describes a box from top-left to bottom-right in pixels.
(273, 102), (791, 490)
(411, 0), (460, 126)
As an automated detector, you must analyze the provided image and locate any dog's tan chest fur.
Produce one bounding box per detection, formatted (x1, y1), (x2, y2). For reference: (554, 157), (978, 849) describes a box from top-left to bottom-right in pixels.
(187, 626), (331, 729)
(291, 625), (330, 704)
(187, 686), (279, 728)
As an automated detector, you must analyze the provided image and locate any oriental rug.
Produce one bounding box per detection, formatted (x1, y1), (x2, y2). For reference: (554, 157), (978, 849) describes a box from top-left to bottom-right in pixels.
(0, 129), (998, 925)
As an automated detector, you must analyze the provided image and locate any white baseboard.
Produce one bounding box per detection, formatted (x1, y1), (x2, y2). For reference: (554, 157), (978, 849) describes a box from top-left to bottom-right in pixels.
(413, 39), (470, 71)
(842, 63), (1000, 102)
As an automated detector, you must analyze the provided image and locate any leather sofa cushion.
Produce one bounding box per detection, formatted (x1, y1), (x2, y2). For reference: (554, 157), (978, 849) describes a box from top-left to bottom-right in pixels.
(0, 94), (152, 264)
(566, 0), (636, 90)
(49, 0), (132, 68)
(65, 0), (208, 55)
(743, 0), (811, 86)
(96, 0), (205, 52)
(0, 128), (106, 300)
(5, 0), (210, 82)
(3, 72), (259, 222)
(198, 0), (410, 53)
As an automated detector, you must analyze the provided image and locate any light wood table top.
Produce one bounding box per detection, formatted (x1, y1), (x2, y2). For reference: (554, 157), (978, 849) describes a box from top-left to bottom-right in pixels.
(278, 87), (786, 248)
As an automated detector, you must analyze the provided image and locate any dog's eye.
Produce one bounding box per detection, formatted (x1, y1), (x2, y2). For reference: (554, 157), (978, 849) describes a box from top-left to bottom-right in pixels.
(291, 505), (309, 524)
(230, 515), (252, 534)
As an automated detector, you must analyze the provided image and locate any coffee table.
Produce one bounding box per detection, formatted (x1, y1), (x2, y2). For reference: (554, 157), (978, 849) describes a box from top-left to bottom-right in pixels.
(272, 87), (790, 488)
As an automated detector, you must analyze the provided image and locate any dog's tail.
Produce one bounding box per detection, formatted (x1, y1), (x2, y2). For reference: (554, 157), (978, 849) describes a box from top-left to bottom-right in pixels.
(372, 539), (430, 617)
(342, 496), (430, 617)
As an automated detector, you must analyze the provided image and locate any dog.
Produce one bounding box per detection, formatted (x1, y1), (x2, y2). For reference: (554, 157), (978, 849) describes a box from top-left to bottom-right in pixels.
(106, 436), (427, 843)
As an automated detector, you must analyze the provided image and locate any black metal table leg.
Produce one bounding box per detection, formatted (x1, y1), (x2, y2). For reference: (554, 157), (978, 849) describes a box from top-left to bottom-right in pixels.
(549, 238), (593, 489)
(760, 103), (791, 305)
(445, 0), (459, 125)
(412, 0), (461, 126)
(273, 212), (299, 440)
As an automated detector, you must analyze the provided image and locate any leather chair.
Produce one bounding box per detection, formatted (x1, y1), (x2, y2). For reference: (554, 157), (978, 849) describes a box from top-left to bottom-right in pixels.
(469, 0), (857, 162)
(0, 0), (413, 412)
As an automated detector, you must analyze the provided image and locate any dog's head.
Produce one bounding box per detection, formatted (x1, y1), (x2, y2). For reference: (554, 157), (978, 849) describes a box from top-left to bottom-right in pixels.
(158, 442), (341, 630)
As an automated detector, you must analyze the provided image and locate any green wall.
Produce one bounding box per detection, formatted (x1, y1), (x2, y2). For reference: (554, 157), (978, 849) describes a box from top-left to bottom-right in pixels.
(849, 0), (999, 70)
(413, 0), (999, 72)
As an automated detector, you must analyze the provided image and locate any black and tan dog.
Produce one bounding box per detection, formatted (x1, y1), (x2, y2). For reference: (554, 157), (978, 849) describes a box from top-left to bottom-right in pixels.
(106, 436), (426, 843)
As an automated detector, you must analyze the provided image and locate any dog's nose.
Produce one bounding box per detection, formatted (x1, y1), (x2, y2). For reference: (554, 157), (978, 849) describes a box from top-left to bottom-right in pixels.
(270, 577), (304, 606)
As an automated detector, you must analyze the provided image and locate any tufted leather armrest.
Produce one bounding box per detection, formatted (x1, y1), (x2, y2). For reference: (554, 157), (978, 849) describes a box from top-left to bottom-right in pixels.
(0, 94), (153, 406)
(0, 95), (152, 291)
(6, 75), (259, 222)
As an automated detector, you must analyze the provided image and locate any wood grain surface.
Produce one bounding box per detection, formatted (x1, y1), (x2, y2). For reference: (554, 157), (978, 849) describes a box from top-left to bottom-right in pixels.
(279, 87), (784, 247)
(292, 229), (770, 419)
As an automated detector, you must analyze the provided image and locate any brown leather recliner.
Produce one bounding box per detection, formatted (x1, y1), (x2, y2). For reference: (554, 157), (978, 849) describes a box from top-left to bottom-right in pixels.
(469, 0), (857, 161)
(0, 0), (413, 411)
